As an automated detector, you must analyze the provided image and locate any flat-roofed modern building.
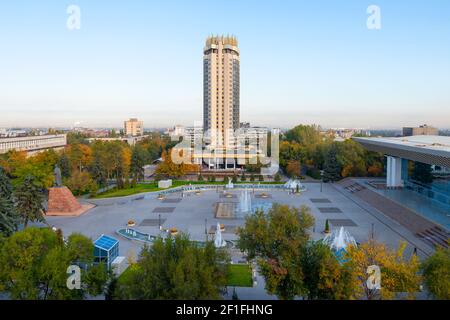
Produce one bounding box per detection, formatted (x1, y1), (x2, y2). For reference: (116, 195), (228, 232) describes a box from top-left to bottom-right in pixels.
(402, 124), (438, 137)
(354, 135), (450, 212)
(0, 134), (67, 155)
(124, 118), (144, 137)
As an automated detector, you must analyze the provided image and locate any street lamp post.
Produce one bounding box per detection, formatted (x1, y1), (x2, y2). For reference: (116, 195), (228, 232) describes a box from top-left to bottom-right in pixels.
(320, 170), (324, 192)
(158, 214), (161, 231)
(205, 218), (208, 242)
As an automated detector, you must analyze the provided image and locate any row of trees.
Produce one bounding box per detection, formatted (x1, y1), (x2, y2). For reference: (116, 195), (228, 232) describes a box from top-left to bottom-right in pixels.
(279, 125), (384, 181)
(0, 132), (175, 197)
(237, 204), (449, 300)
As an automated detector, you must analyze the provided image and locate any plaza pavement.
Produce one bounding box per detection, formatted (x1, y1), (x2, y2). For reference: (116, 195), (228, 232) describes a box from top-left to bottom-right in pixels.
(46, 182), (435, 259)
(43, 182), (436, 299)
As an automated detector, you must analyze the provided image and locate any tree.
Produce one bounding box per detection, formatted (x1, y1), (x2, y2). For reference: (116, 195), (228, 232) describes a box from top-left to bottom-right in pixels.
(114, 234), (229, 299)
(344, 240), (421, 300)
(299, 241), (356, 300)
(59, 153), (71, 179)
(0, 228), (109, 300)
(324, 219), (330, 233)
(411, 162), (434, 184)
(0, 166), (13, 198)
(237, 204), (315, 299)
(89, 155), (108, 188)
(0, 167), (19, 236)
(155, 150), (186, 180)
(245, 158), (263, 174)
(274, 172), (281, 182)
(367, 163), (383, 177)
(66, 171), (96, 196)
(106, 141), (131, 189)
(13, 175), (45, 228)
(11, 151), (57, 189)
(286, 160), (301, 178)
(323, 144), (341, 183)
(421, 247), (450, 300)
(285, 125), (322, 146)
(66, 143), (92, 174)
(130, 145), (146, 184)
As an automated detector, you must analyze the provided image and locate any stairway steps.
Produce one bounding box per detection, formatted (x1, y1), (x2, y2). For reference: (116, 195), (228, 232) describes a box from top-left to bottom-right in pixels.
(431, 226), (449, 239)
(423, 229), (448, 243)
(417, 232), (449, 249)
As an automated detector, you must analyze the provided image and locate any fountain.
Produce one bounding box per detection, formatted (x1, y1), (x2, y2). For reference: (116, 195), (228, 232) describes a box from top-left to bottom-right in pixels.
(284, 179), (306, 192)
(238, 189), (252, 216)
(226, 177), (234, 189)
(322, 226), (357, 251)
(214, 223), (227, 248)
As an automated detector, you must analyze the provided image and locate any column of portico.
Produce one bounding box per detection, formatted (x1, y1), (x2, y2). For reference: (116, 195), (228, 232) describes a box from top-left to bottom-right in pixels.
(386, 155), (404, 188)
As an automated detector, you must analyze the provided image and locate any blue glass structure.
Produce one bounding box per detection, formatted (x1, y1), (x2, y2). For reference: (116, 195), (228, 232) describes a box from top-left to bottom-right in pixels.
(94, 235), (119, 269)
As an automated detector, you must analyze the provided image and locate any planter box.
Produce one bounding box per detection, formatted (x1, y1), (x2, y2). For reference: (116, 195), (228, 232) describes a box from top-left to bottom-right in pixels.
(158, 180), (173, 189)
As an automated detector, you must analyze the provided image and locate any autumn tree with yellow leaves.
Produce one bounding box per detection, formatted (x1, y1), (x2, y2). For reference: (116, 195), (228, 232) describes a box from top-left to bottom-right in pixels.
(344, 240), (421, 300)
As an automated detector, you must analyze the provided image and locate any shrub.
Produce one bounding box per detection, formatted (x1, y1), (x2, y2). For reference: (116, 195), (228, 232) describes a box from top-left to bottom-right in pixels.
(274, 172), (281, 182)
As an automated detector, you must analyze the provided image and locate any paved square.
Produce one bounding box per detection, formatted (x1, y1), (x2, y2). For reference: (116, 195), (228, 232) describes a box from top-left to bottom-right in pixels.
(310, 198), (332, 203)
(152, 207), (176, 213)
(318, 207), (342, 213)
(162, 198), (182, 203)
(139, 219), (166, 226)
(220, 194), (237, 199)
(328, 219), (358, 227)
(255, 194), (273, 199)
(45, 182), (429, 260)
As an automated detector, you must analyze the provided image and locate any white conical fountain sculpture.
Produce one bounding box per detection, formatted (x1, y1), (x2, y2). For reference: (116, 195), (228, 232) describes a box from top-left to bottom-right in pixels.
(214, 223), (226, 248)
(238, 189), (252, 216)
(323, 226), (357, 251)
(226, 177), (234, 189)
(284, 179), (305, 191)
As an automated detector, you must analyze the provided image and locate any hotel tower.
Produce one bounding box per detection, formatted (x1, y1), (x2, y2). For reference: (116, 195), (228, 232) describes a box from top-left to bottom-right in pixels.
(203, 35), (240, 147)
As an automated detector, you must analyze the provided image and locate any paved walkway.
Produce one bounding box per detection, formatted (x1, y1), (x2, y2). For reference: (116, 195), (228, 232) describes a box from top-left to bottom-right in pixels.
(333, 180), (436, 257)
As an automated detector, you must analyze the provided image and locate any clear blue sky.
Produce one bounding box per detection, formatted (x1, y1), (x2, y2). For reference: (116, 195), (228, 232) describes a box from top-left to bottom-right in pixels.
(1, 0), (449, 129)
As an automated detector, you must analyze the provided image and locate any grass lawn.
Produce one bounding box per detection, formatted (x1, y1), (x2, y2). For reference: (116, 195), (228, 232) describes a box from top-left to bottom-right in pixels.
(93, 180), (284, 199)
(227, 264), (253, 287)
(118, 263), (252, 289)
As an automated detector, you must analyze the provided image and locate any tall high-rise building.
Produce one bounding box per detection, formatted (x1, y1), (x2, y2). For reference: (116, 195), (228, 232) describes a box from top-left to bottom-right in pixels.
(203, 35), (240, 147)
(124, 118), (144, 136)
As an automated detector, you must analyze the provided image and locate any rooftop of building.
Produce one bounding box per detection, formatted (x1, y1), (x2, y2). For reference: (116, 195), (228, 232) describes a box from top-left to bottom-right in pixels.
(354, 135), (450, 155)
(94, 234), (118, 251)
(205, 35), (238, 47)
(0, 134), (67, 142)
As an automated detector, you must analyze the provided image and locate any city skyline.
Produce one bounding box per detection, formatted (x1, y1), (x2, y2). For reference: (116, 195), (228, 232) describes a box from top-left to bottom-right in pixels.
(1, 1), (450, 129)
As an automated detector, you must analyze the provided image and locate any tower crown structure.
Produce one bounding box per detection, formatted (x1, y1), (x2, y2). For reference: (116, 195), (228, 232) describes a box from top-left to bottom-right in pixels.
(205, 35), (238, 47)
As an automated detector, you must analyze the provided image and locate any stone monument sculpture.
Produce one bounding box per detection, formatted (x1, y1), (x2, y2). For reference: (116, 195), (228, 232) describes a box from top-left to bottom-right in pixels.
(53, 164), (63, 187)
(46, 165), (94, 216)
